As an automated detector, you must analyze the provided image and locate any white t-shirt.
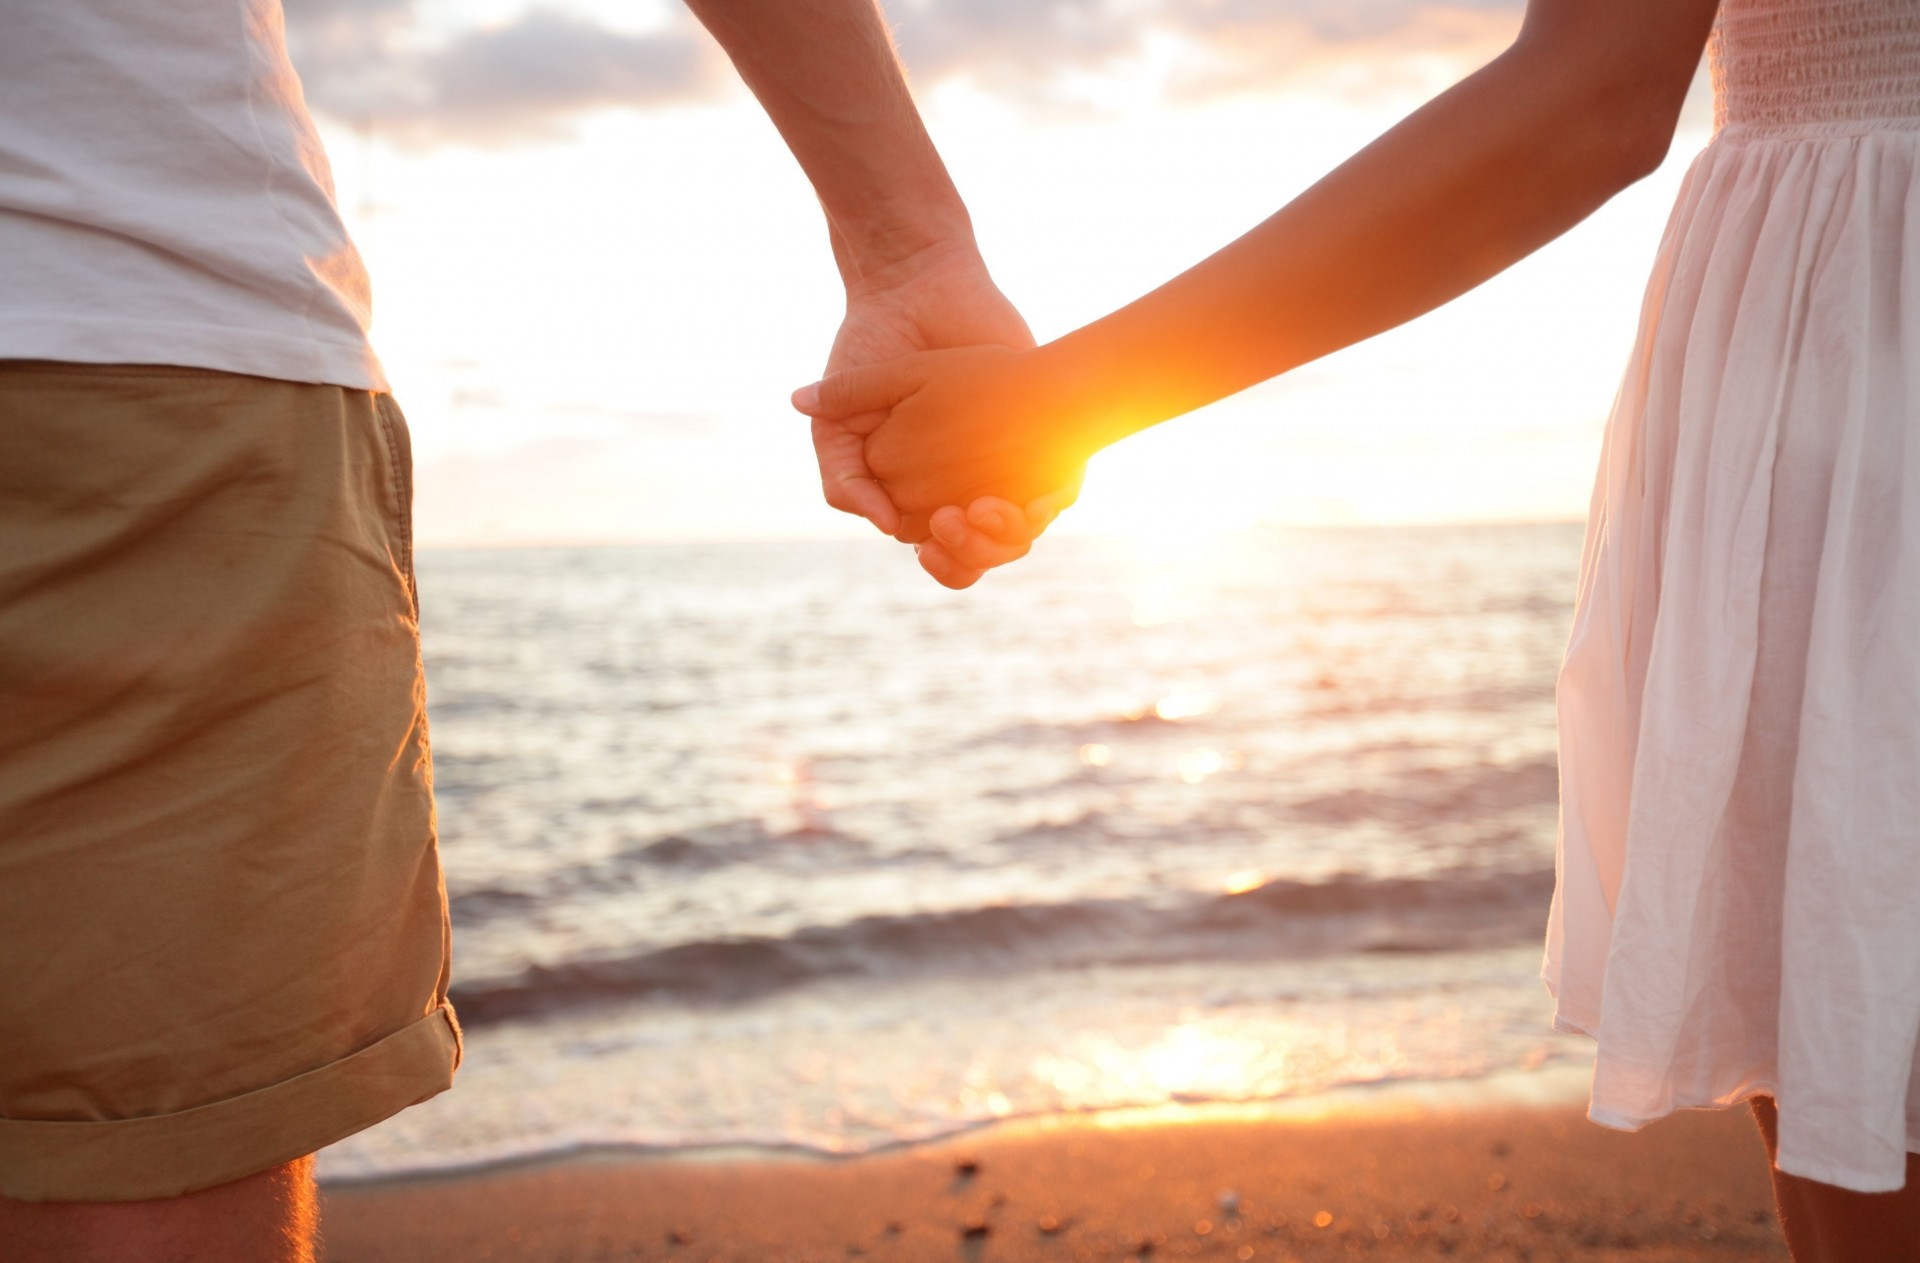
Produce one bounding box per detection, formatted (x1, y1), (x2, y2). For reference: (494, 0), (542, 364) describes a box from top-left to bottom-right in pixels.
(0, 0), (386, 390)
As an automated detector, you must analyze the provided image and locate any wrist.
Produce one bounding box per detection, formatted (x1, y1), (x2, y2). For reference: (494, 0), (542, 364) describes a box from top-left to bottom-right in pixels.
(1032, 336), (1142, 462)
(834, 205), (979, 295)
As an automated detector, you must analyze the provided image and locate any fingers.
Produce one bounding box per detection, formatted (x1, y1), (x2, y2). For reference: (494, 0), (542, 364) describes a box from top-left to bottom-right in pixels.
(943, 475), (1083, 552)
(914, 541), (986, 590)
(962, 497), (1041, 546)
(930, 505), (1032, 571)
(792, 358), (923, 421)
(894, 510), (933, 544)
(909, 480), (1072, 579)
(811, 418), (900, 535)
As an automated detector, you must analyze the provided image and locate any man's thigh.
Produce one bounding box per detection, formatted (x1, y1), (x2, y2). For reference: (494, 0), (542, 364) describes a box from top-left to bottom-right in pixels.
(0, 363), (459, 1205)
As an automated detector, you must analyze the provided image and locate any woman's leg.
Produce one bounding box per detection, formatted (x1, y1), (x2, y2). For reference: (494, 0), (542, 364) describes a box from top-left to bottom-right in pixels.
(1752, 1097), (1824, 1261)
(1752, 1097), (1920, 1262)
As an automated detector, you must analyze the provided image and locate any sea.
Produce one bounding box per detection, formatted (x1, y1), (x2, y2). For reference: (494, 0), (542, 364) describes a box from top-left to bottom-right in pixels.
(315, 521), (1600, 1182)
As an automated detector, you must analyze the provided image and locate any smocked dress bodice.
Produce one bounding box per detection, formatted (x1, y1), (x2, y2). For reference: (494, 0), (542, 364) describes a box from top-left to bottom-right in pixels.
(1712, 0), (1920, 131)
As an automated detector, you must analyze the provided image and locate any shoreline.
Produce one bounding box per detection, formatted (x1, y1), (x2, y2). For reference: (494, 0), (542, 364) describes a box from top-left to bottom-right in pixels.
(319, 1066), (1787, 1261)
(317, 1064), (1599, 1191)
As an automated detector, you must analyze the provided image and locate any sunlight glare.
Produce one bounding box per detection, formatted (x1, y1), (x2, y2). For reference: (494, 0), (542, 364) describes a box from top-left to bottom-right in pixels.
(1176, 748), (1243, 784)
(1221, 869), (1265, 895)
(1154, 692), (1219, 722)
(1033, 1023), (1280, 1108)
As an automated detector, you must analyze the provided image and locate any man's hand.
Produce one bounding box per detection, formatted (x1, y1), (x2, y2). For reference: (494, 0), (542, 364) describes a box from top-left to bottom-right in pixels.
(822, 241), (1059, 588)
(680, 0), (1072, 587)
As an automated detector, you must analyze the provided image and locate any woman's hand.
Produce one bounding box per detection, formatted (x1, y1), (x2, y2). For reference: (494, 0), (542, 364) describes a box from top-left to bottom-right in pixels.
(913, 482), (1082, 588)
(792, 343), (1099, 533)
(820, 244), (1080, 587)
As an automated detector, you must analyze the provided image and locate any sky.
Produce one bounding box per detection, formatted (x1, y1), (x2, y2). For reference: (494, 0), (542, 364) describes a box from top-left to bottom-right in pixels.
(284, 0), (1716, 548)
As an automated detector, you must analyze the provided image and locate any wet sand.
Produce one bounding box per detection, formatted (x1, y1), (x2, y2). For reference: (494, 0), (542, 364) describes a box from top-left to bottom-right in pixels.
(319, 1085), (1786, 1261)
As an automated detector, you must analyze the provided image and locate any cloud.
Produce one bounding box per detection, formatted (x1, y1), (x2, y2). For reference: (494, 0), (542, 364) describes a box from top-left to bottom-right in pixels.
(1184, 0), (1518, 42)
(1160, 1), (1523, 104)
(284, 0), (1523, 143)
(284, 3), (729, 142)
(888, 0), (1522, 106)
(888, 0), (1138, 88)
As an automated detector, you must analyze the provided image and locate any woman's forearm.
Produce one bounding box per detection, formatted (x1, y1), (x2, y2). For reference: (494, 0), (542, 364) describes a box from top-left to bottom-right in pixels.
(1044, 0), (1719, 451)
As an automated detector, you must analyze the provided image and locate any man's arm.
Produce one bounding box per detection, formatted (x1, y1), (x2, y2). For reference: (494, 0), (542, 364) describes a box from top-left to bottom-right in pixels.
(683, 0), (1049, 587)
(684, 0), (969, 287)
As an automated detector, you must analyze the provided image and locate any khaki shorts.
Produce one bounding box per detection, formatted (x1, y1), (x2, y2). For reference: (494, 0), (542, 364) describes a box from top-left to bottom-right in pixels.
(0, 362), (460, 1202)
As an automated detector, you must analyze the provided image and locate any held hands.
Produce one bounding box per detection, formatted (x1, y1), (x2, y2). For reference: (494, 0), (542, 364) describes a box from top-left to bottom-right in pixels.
(793, 343), (1094, 567)
(820, 246), (1067, 588)
(815, 245), (1084, 589)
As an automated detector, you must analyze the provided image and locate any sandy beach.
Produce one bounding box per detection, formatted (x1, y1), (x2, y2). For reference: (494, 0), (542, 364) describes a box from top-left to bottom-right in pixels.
(319, 1078), (1787, 1261)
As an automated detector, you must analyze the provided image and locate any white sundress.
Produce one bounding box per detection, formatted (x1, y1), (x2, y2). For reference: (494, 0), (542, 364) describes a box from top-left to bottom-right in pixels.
(1545, 0), (1920, 1194)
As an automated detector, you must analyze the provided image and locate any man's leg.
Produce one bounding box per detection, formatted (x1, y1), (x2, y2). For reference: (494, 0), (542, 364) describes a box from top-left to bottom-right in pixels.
(0, 1156), (315, 1263)
(0, 367), (453, 1220)
(1752, 1097), (1920, 1263)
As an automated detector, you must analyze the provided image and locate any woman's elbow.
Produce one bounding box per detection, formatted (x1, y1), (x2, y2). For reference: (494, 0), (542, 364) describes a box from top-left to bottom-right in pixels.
(1564, 82), (1686, 196)
(1511, 2), (1708, 191)
(1612, 99), (1684, 183)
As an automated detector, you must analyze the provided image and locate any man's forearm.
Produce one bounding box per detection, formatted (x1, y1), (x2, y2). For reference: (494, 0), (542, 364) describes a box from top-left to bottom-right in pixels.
(684, 0), (975, 283)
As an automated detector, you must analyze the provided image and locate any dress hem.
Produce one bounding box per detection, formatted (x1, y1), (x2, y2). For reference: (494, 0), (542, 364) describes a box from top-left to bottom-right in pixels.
(1552, 1007), (1915, 1193)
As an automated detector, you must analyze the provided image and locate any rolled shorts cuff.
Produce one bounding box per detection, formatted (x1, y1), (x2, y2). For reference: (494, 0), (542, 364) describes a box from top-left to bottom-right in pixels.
(0, 1005), (460, 1203)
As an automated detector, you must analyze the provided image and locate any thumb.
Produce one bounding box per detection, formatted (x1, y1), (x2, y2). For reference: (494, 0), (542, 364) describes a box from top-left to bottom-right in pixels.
(790, 358), (923, 420)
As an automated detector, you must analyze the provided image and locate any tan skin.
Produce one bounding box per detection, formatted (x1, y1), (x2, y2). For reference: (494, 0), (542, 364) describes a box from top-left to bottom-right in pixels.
(796, 0), (1920, 1255)
(796, 0), (1714, 508)
(0, 1159), (316, 1263)
(682, 0), (1059, 589)
(1752, 1098), (1920, 1262)
(815, 0), (1719, 566)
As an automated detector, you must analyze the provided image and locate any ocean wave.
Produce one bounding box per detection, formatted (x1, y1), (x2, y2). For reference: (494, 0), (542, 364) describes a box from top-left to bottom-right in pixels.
(448, 866), (1554, 1027)
(447, 819), (878, 924)
(1281, 757), (1558, 825)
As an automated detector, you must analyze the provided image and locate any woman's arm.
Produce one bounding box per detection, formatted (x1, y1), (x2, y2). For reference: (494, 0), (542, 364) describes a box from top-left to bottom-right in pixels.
(795, 0), (1721, 516)
(1056, 0), (1718, 442)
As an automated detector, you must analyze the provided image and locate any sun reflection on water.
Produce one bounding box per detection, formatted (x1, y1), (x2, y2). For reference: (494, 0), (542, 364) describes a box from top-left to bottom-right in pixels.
(1176, 747), (1244, 783)
(1152, 691), (1219, 721)
(1078, 742), (1114, 766)
(1032, 1021), (1291, 1109)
